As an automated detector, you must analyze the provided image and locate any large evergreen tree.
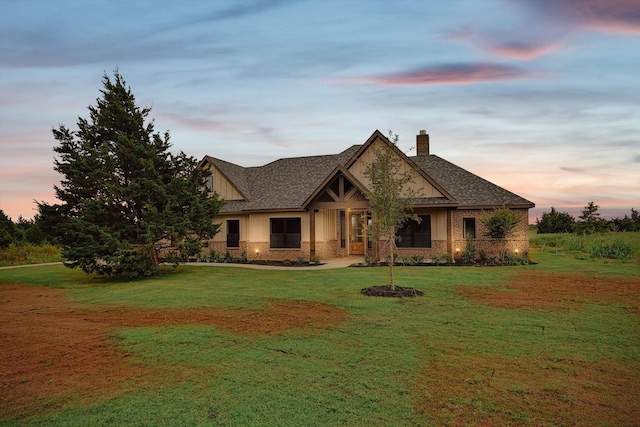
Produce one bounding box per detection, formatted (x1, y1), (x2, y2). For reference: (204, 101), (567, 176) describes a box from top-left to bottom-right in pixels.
(40, 71), (222, 278)
(0, 210), (22, 248)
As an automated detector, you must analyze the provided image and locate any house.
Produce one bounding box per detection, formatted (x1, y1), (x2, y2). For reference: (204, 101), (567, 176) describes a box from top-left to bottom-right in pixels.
(199, 130), (535, 262)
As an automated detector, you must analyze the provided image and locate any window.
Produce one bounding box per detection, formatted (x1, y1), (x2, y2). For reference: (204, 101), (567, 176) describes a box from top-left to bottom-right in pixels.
(226, 219), (240, 248)
(270, 218), (301, 248)
(396, 215), (431, 248)
(370, 162), (382, 185)
(463, 218), (476, 239)
(205, 175), (214, 192)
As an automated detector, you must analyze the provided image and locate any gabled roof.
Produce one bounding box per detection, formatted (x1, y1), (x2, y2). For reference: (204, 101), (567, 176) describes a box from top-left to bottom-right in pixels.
(345, 130), (456, 202)
(201, 156), (250, 200)
(201, 130), (534, 213)
(302, 165), (370, 208)
(210, 145), (361, 213)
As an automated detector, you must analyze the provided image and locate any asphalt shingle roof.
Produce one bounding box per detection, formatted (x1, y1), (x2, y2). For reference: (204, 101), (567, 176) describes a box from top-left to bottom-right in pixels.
(204, 142), (533, 213)
(209, 145), (362, 213)
(410, 155), (534, 208)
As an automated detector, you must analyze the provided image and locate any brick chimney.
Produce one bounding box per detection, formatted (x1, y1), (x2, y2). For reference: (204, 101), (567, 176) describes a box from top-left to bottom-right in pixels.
(416, 130), (429, 156)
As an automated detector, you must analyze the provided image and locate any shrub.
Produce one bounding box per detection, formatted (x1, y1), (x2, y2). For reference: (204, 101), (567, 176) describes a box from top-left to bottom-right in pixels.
(588, 240), (633, 261)
(531, 231), (637, 263)
(536, 207), (574, 234)
(0, 243), (62, 266)
(409, 254), (424, 265)
(460, 235), (477, 265)
(432, 253), (452, 266)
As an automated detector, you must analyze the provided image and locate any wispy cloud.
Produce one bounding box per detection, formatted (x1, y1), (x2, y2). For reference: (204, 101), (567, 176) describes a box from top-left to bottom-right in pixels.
(560, 166), (590, 174)
(0, 0), (294, 69)
(336, 63), (537, 86)
(514, 0), (640, 35)
(189, 0), (293, 24)
(445, 0), (639, 61)
(481, 40), (564, 60)
(441, 20), (567, 61)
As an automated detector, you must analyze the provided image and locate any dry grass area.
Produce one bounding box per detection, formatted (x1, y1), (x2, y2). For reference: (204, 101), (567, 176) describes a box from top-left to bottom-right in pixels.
(0, 284), (346, 416)
(414, 350), (639, 426)
(417, 270), (640, 426)
(456, 270), (640, 315)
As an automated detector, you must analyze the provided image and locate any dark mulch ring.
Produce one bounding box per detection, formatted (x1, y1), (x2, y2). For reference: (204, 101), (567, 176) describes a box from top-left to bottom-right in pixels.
(360, 285), (424, 298)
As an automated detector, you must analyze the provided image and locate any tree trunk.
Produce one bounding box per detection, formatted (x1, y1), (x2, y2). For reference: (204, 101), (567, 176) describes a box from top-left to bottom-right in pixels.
(389, 238), (395, 291)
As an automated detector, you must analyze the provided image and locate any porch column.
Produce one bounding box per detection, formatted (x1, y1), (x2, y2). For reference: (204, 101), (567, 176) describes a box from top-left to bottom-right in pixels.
(447, 208), (453, 256)
(309, 209), (316, 261)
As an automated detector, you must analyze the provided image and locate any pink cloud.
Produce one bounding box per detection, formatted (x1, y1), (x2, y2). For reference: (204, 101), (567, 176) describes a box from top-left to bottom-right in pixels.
(451, 0), (638, 61)
(516, 0), (640, 35)
(482, 40), (564, 60)
(338, 63), (534, 86)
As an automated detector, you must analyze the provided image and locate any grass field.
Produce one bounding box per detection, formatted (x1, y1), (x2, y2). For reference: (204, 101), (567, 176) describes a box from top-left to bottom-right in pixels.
(1, 239), (639, 426)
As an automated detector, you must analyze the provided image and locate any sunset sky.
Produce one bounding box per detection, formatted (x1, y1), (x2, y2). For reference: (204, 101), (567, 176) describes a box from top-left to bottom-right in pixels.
(1, 0), (639, 223)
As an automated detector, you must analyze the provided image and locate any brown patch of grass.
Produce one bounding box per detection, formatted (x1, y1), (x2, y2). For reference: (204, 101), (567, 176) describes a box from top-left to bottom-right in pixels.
(456, 271), (640, 314)
(0, 285), (347, 416)
(414, 349), (640, 426)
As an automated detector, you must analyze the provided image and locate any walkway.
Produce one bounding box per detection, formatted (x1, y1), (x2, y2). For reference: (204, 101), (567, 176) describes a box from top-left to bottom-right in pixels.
(0, 257), (365, 271)
(188, 256), (364, 271)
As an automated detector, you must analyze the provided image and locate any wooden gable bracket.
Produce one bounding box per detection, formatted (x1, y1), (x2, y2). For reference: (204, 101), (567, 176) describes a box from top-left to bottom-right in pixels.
(302, 166), (370, 210)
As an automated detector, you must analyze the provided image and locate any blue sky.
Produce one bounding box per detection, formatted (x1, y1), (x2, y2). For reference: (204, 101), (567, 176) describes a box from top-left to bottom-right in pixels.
(1, 0), (639, 222)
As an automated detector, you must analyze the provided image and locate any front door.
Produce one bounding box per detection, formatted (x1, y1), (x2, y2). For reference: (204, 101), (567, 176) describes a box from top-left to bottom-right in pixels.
(349, 211), (364, 255)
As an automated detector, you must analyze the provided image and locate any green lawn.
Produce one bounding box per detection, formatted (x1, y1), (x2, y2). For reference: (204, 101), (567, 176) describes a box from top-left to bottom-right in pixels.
(1, 246), (639, 426)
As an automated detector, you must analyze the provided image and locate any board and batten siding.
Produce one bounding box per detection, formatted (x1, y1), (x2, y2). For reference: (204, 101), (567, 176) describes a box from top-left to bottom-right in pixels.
(203, 164), (244, 201)
(210, 214), (249, 243)
(213, 210), (337, 245)
(414, 208), (447, 240)
(319, 209), (336, 241)
(348, 138), (444, 198)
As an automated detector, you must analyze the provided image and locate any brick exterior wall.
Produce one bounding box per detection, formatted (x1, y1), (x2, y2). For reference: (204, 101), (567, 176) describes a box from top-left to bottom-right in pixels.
(451, 209), (530, 260)
(208, 241), (247, 258)
(206, 208), (531, 262)
(209, 239), (339, 261)
(373, 240), (449, 262)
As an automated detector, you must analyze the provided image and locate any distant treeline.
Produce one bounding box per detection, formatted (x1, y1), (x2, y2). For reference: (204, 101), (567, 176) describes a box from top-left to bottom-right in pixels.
(536, 202), (639, 234)
(0, 210), (58, 248)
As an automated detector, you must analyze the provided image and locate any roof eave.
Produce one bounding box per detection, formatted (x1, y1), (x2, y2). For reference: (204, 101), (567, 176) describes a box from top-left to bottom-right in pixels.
(457, 203), (536, 210)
